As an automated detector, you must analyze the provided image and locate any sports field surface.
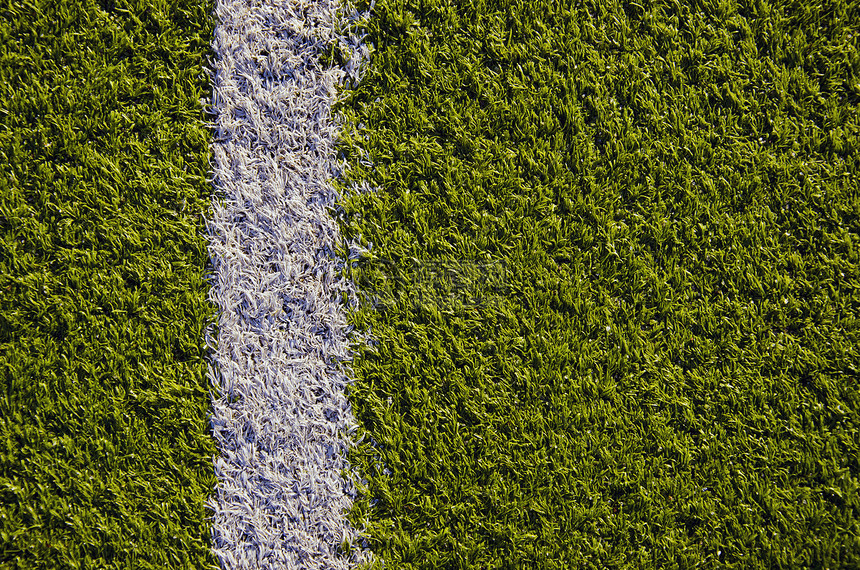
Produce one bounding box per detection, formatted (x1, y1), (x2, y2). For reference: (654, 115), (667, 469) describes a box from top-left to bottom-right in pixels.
(335, 0), (859, 567)
(1, 0), (219, 567)
(1, 0), (858, 568)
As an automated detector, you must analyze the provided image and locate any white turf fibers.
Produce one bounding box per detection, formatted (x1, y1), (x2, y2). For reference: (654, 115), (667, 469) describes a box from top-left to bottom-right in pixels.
(204, 0), (373, 567)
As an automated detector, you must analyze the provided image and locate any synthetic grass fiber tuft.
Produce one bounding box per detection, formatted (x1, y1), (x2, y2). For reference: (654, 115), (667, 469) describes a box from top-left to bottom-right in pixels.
(335, 0), (860, 567)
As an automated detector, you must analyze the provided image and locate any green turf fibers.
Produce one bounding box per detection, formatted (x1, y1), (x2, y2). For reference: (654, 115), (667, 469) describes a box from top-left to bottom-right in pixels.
(0, 1), (218, 567)
(335, 0), (860, 567)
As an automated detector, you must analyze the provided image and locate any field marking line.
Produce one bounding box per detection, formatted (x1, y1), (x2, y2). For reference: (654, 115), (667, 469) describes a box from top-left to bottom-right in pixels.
(204, 1), (373, 567)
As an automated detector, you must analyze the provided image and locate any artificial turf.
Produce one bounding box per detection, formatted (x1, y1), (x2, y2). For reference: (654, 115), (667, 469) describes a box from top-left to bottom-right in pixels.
(0, 1), (219, 567)
(334, 0), (860, 567)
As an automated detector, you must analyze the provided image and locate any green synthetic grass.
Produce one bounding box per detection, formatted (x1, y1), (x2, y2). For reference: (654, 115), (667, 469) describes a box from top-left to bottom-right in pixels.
(0, 1), (218, 567)
(335, 0), (860, 567)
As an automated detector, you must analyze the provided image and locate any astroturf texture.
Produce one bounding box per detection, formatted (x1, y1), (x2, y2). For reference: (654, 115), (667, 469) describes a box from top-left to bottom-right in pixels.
(335, 0), (860, 567)
(0, 1), (219, 568)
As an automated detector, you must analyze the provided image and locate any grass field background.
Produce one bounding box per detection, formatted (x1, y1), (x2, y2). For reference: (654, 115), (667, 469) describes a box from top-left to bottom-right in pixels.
(1, 0), (859, 567)
(0, 1), (219, 567)
(334, 0), (860, 567)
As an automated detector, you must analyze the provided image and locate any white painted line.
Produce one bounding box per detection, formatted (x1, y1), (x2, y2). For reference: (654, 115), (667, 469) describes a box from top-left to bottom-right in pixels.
(204, 1), (373, 567)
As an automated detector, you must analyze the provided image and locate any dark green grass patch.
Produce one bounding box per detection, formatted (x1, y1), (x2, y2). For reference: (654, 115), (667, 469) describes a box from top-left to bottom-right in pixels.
(0, 1), (218, 567)
(335, 0), (860, 567)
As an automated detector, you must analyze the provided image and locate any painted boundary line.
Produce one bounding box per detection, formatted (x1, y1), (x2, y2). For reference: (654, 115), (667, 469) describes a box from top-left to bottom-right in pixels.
(204, 1), (373, 567)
